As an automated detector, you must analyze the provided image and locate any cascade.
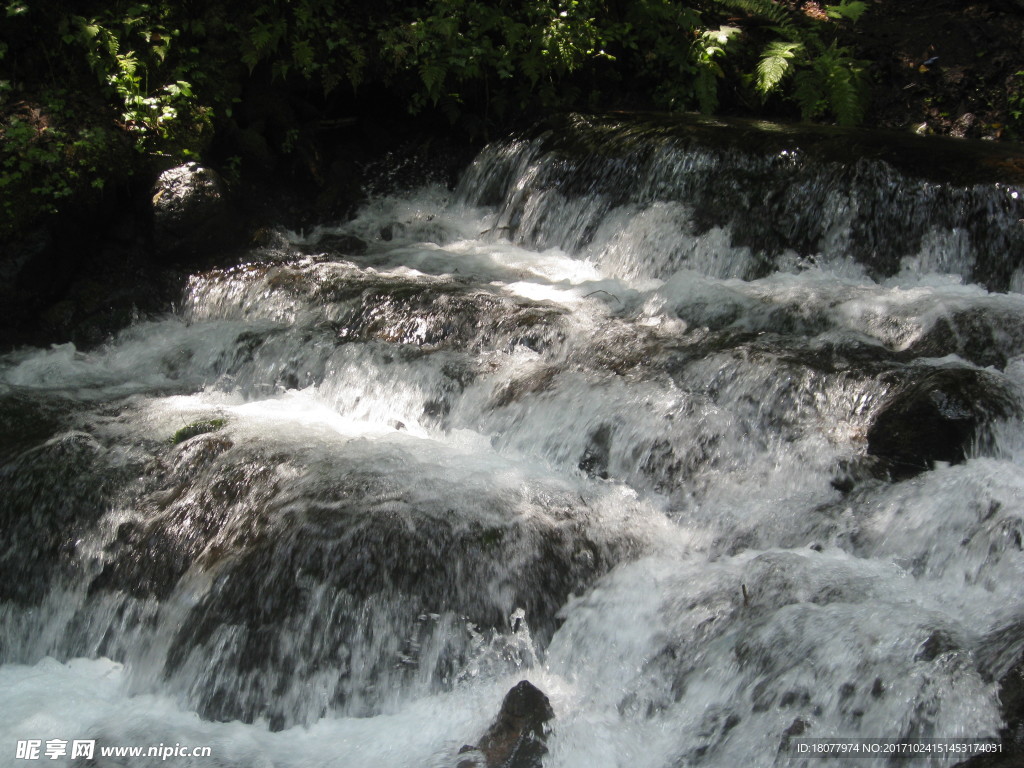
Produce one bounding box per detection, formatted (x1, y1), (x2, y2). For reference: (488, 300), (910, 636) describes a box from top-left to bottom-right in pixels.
(2, 113), (1024, 767)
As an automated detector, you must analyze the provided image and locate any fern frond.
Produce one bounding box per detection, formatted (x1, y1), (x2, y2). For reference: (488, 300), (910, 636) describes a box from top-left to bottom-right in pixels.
(713, 0), (799, 36)
(756, 40), (801, 94)
(419, 62), (446, 101)
(825, 1), (868, 22)
(792, 68), (825, 119)
(824, 57), (865, 125)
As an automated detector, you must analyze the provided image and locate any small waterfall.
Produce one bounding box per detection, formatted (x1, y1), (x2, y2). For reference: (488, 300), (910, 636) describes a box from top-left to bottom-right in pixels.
(457, 113), (1024, 287)
(2, 113), (1023, 767)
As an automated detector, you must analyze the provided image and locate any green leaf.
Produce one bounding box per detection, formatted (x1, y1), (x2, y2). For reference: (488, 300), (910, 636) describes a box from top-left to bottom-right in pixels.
(704, 25), (741, 47)
(756, 41), (801, 94)
(825, 61), (864, 125)
(793, 68), (825, 120)
(292, 39), (315, 73)
(715, 0), (798, 36)
(420, 62), (446, 98)
(825, 1), (868, 22)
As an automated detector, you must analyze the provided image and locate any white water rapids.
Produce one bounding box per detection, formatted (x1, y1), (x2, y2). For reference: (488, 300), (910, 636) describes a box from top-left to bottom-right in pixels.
(2, 116), (1024, 767)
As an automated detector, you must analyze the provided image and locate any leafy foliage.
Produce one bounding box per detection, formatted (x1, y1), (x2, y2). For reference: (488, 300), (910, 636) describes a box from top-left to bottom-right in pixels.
(825, 1), (867, 23)
(716, 0), (800, 36)
(756, 41), (802, 95)
(0, 92), (130, 237)
(1007, 71), (1024, 139)
(705, 0), (869, 125)
(791, 42), (867, 125)
(0, 0), (874, 236)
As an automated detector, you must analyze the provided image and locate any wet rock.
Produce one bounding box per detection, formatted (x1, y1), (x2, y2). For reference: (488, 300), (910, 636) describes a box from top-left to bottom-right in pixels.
(330, 279), (566, 352)
(578, 423), (612, 479)
(162, 480), (598, 726)
(866, 367), (1016, 479)
(0, 226), (57, 347)
(953, 655), (1024, 767)
(0, 432), (126, 604)
(995, 660), (1024, 755)
(960, 626), (1024, 768)
(459, 681), (554, 768)
(489, 366), (560, 409)
(906, 308), (1024, 370)
(152, 163), (243, 262)
(779, 688), (812, 709)
(915, 629), (958, 662)
(779, 717), (809, 751)
(66, 433), (635, 729)
(871, 677), (885, 698)
(302, 233), (368, 256)
(829, 473), (856, 494)
(1, 197), (177, 350)
(680, 707), (743, 762)
(463, 113), (1024, 289)
(0, 392), (73, 464)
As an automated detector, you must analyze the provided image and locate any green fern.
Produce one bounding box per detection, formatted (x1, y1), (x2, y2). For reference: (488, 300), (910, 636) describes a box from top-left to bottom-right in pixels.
(791, 44), (866, 125)
(822, 49), (865, 125)
(709, 0), (869, 124)
(756, 40), (801, 94)
(793, 67), (826, 119)
(691, 25), (741, 113)
(420, 62), (447, 102)
(825, 1), (868, 22)
(713, 0), (800, 36)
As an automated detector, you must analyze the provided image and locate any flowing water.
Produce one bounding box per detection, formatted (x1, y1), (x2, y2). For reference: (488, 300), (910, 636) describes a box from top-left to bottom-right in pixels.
(3, 113), (1024, 767)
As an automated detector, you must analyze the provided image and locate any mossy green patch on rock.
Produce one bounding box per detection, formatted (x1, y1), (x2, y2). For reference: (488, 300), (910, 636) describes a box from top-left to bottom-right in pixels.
(170, 418), (227, 445)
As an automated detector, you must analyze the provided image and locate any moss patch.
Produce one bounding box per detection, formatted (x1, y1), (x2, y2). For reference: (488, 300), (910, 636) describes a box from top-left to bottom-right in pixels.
(170, 418), (227, 445)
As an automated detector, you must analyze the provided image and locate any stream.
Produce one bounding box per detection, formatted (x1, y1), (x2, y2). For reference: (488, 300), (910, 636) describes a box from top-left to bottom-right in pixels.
(2, 113), (1024, 767)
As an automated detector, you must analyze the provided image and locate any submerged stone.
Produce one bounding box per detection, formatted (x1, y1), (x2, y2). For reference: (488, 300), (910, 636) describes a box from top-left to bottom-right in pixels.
(963, 623), (1024, 767)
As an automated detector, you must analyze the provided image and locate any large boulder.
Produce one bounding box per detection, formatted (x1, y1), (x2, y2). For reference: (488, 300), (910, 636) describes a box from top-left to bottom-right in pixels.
(152, 163), (243, 263)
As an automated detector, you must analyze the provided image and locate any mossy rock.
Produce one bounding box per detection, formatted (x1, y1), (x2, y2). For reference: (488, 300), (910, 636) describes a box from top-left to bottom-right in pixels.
(170, 418), (227, 445)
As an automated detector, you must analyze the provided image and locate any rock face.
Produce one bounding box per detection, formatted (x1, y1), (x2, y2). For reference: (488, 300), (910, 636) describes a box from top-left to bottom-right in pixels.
(152, 163), (241, 262)
(458, 681), (555, 768)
